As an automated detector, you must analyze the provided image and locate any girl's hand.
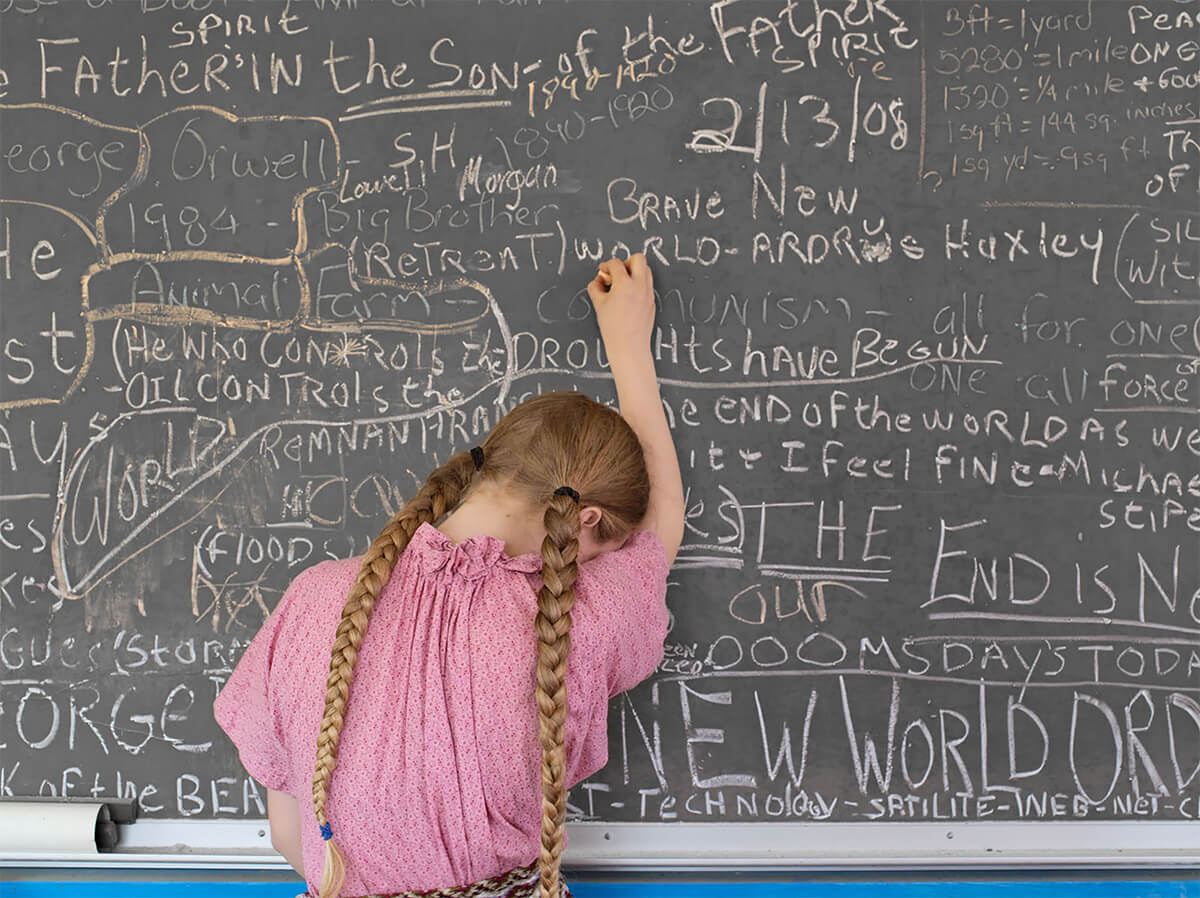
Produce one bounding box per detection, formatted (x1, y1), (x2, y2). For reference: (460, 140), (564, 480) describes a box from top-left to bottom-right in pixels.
(588, 254), (655, 362)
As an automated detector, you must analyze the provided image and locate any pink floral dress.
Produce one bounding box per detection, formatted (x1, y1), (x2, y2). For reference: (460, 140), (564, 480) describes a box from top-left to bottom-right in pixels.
(214, 523), (670, 897)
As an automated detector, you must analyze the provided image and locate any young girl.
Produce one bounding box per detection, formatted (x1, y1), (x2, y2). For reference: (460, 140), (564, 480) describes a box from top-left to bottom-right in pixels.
(214, 254), (684, 898)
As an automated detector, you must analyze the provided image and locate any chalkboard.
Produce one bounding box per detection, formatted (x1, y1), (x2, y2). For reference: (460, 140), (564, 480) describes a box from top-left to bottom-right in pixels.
(1, 0), (1197, 835)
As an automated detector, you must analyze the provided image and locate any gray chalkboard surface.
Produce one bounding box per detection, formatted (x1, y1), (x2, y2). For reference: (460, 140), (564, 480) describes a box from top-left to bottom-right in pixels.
(1, 0), (1197, 834)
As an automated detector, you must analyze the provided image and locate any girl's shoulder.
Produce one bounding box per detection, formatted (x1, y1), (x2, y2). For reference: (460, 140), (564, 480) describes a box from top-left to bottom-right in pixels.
(582, 529), (670, 588)
(295, 553), (360, 594)
(272, 554), (362, 624)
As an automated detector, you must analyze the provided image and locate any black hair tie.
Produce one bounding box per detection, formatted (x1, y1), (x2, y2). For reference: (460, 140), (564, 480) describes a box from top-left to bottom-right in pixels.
(553, 486), (580, 504)
(470, 446), (485, 471)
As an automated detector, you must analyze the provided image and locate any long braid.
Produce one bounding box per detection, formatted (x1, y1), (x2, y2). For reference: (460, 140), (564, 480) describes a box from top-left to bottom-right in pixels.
(534, 492), (581, 898)
(312, 450), (478, 898)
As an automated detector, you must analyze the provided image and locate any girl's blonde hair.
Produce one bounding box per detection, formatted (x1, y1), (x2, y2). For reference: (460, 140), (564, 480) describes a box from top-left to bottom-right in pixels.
(311, 392), (650, 898)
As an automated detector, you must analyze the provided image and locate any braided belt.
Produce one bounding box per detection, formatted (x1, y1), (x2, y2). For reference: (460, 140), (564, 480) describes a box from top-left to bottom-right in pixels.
(346, 865), (570, 898)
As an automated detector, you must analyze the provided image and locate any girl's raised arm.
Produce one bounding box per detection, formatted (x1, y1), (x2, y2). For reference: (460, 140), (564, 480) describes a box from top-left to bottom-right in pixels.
(589, 254), (684, 563)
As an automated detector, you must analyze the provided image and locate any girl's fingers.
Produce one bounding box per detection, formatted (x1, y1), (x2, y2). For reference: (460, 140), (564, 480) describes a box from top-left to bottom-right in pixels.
(599, 257), (630, 284)
(594, 255), (651, 292)
(587, 273), (608, 303)
(627, 252), (651, 284)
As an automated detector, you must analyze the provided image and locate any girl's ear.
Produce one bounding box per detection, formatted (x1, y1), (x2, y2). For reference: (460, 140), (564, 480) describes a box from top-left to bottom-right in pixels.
(579, 505), (602, 530)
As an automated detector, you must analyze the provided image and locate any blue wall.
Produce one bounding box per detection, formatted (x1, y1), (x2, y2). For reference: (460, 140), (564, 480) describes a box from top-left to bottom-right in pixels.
(4, 872), (1200, 897)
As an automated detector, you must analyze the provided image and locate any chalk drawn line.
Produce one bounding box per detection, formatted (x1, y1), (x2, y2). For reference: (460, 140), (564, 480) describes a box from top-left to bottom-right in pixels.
(657, 667), (1200, 693)
(343, 88), (497, 114)
(927, 611), (1200, 638)
(339, 100), (512, 122)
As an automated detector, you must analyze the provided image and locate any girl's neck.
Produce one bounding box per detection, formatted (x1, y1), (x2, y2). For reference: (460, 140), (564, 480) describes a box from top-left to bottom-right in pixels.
(437, 483), (545, 558)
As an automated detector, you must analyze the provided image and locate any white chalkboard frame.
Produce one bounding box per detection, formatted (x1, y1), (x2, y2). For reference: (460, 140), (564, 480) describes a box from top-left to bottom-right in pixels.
(2, 820), (1198, 870)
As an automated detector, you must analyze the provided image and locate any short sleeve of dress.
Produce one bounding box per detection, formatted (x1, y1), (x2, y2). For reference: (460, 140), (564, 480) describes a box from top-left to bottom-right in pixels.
(213, 565), (314, 793)
(574, 529), (671, 698)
